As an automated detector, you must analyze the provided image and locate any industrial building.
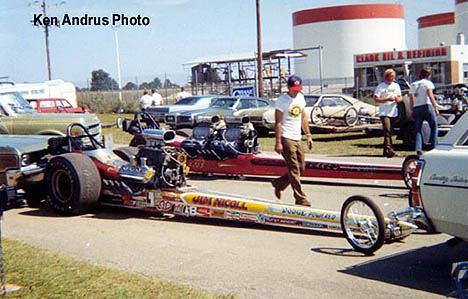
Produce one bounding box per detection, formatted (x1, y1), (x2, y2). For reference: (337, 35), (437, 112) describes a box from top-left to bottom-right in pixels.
(292, 1), (468, 93)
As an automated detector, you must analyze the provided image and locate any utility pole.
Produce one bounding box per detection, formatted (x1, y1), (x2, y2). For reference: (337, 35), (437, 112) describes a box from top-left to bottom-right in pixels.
(112, 26), (123, 112)
(30, 0), (63, 80)
(256, 0), (265, 97)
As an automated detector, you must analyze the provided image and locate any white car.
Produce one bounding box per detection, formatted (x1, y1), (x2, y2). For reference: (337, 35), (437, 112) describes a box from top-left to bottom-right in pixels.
(260, 94), (379, 131)
(409, 110), (468, 241)
(146, 95), (219, 123)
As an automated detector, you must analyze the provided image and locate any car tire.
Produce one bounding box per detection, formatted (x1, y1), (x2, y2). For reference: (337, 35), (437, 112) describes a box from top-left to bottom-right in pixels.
(402, 154), (420, 189)
(310, 107), (325, 125)
(344, 107), (358, 127)
(46, 153), (101, 215)
(341, 195), (385, 255)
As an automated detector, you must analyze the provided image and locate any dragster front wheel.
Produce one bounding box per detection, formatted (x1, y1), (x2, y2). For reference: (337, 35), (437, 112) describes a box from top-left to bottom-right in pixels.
(341, 195), (385, 255)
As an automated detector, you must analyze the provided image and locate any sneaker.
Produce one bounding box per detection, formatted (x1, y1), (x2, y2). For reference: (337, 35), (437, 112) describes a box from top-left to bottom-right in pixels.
(296, 199), (311, 206)
(416, 151), (423, 156)
(271, 181), (281, 200)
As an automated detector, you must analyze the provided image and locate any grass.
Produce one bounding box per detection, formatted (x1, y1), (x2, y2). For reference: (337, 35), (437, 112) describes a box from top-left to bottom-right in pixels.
(97, 113), (415, 157)
(2, 238), (233, 298)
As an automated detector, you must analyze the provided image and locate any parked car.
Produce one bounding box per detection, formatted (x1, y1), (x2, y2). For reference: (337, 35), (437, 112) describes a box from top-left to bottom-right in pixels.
(27, 98), (86, 113)
(0, 91), (101, 137)
(146, 95), (218, 122)
(306, 94), (379, 126)
(0, 134), (53, 204)
(259, 94), (379, 132)
(164, 96), (272, 129)
(408, 110), (468, 241)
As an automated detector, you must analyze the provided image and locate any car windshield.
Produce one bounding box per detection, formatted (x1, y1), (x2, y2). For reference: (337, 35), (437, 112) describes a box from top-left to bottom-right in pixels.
(304, 96), (319, 107)
(0, 92), (36, 114)
(210, 98), (237, 108)
(174, 96), (204, 105)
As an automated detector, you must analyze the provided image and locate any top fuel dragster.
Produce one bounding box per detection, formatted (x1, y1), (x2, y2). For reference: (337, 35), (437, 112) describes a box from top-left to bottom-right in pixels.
(118, 112), (417, 188)
(7, 121), (430, 255)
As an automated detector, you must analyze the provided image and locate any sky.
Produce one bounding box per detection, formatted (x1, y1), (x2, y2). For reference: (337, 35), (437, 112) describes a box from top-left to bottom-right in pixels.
(1, 0), (454, 88)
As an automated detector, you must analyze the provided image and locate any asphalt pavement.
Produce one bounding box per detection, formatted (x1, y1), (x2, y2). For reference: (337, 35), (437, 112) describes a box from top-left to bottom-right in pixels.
(3, 151), (466, 298)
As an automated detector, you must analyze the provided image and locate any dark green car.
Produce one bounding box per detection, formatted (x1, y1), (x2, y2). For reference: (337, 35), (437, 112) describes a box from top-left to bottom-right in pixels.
(0, 91), (101, 137)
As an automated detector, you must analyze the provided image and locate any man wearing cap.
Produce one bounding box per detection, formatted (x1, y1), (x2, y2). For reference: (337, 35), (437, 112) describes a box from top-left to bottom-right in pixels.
(271, 75), (313, 206)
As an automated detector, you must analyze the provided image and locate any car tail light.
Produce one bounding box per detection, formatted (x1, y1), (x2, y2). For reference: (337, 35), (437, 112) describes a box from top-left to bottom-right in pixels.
(409, 160), (425, 207)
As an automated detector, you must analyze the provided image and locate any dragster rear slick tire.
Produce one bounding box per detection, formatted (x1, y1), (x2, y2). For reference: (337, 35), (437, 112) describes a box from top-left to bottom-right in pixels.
(46, 153), (101, 215)
(402, 154), (420, 189)
(341, 195), (385, 255)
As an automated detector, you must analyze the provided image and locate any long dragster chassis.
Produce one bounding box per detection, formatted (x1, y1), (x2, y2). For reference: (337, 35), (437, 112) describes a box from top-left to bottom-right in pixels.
(18, 122), (424, 255)
(102, 186), (418, 255)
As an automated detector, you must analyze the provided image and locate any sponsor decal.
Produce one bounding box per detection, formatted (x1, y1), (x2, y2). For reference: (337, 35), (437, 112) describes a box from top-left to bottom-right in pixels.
(239, 212), (257, 222)
(187, 195), (248, 211)
(225, 211), (240, 220)
(197, 207), (211, 218)
(267, 206), (339, 222)
(265, 217), (301, 226)
(173, 203), (187, 216)
(155, 199), (172, 212)
(211, 209), (225, 218)
(302, 221), (326, 229)
(188, 158), (205, 170)
(257, 213), (265, 224)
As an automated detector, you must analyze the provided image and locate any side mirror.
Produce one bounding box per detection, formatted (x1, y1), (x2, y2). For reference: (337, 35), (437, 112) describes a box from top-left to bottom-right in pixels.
(115, 117), (122, 129)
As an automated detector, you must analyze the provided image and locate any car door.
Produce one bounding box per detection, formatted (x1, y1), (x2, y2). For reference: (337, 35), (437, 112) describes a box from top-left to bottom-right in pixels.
(419, 131), (468, 239)
(234, 98), (256, 114)
(39, 100), (58, 113)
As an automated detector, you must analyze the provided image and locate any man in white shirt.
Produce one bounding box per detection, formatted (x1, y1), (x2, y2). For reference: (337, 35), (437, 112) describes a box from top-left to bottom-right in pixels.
(374, 69), (402, 158)
(150, 89), (163, 106)
(409, 68), (439, 155)
(139, 90), (153, 111)
(176, 87), (192, 101)
(271, 75), (313, 206)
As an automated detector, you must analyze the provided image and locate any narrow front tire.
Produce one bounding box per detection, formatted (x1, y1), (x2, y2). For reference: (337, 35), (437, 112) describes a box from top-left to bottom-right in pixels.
(341, 195), (385, 255)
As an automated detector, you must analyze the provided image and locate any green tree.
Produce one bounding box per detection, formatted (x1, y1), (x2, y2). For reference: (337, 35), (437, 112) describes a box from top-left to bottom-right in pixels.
(123, 82), (138, 90)
(139, 82), (151, 90)
(90, 69), (119, 91)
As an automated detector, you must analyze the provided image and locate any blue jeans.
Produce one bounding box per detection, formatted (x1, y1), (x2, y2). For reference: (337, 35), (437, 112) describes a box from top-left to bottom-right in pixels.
(413, 104), (438, 152)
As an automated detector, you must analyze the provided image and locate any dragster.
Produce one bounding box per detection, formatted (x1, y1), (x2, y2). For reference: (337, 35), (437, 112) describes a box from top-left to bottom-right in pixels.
(118, 112), (415, 187)
(32, 123), (418, 255)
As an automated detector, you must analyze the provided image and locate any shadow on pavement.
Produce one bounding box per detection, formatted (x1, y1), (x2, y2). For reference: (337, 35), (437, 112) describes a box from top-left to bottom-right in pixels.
(338, 240), (468, 296)
(188, 173), (407, 190)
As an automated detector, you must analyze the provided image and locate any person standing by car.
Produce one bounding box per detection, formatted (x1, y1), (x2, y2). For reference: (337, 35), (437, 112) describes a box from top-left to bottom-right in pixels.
(151, 89), (163, 106)
(271, 75), (313, 206)
(409, 68), (439, 155)
(176, 87), (192, 101)
(139, 90), (153, 111)
(374, 69), (402, 158)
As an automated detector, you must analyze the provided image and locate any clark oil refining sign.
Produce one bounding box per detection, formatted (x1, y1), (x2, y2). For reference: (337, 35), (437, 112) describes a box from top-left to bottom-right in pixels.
(354, 46), (449, 66)
(232, 86), (254, 97)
